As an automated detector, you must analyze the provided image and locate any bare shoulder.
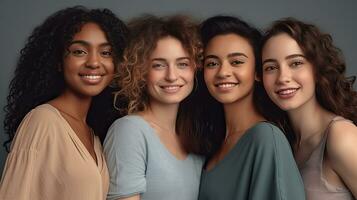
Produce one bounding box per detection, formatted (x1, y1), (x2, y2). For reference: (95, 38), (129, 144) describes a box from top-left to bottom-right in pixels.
(326, 120), (357, 163)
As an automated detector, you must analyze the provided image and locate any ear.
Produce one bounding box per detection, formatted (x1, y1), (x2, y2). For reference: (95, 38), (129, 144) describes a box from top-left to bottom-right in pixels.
(255, 73), (261, 82)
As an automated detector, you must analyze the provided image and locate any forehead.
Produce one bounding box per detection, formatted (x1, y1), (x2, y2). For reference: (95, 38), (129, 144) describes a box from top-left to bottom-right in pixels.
(71, 22), (108, 44)
(150, 36), (189, 58)
(262, 33), (304, 59)
(205, 33), (254, 56)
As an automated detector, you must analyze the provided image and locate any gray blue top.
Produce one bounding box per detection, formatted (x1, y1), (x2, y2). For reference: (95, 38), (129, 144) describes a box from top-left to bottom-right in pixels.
(104, 115), (204, 200)
(198, 122), (306, 200)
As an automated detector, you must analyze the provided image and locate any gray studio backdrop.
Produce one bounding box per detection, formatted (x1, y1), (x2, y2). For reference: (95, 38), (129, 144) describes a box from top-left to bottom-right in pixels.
(0, 0), (356, 172)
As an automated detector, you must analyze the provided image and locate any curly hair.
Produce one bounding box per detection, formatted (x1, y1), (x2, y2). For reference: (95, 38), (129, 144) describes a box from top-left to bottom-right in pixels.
(115, 14), (201, 114)
(3, 6), (128, 151)
(258, 18), (357, 143)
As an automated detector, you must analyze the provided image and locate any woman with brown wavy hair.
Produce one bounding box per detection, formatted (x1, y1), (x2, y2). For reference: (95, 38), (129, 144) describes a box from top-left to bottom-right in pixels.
(260, 18), (357, 199)
(103, 15), (203, 200)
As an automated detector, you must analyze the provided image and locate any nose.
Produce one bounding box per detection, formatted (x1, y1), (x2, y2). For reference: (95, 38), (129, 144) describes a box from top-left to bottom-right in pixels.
(165, 65), (178, 82)
(277, 65), (292, 84)
(216, 61), (232, 78)
(85, 52), (100, 69)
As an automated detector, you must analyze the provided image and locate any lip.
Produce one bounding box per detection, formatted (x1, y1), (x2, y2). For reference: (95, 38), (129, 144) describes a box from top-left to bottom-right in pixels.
(275, 87), (300, 99)
(159, 84), (183, 93)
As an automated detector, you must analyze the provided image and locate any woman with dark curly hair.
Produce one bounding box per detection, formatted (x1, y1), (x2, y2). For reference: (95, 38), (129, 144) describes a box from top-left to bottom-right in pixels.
(196, 16), (305, 200)
(260, 18), (357, 199)
(0, 6), (127, 200)
(103, 15), (203, 200)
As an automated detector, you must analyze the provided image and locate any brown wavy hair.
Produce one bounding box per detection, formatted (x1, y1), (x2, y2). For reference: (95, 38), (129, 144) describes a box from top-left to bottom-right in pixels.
(114, 14), (201, 114)
(258, 18), (357, 143)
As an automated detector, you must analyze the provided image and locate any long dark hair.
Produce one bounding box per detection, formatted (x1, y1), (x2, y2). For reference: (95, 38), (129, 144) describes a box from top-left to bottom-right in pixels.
(193, 15), (280, 156)
(3, 6), (128, 151)
(258, 18), (357, 144)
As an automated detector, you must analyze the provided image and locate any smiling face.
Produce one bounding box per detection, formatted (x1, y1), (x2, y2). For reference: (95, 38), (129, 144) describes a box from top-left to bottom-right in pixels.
(203, 33), (256, 105)
(62, 22), (114, 98)
(262, 33), (316, 111)
(146, 36), (195, 106)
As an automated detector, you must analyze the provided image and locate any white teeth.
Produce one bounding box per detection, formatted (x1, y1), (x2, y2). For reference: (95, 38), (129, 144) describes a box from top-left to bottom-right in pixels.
(82, 75), (101, 79)
(217, 83), (236, 88)
(163, 86), (180, 90)
(278, 88), (297, 95)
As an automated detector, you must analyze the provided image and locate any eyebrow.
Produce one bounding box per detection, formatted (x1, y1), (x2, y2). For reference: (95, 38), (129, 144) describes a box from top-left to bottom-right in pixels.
(204, 52), (248, 60)
(227, 52), (248, 58)
(151, 57), (190, 62)
(69, 40), (111, 47)
(285, 54), (305, 59)
(262, 54), (306, 65)
(262, 58), (277, 65)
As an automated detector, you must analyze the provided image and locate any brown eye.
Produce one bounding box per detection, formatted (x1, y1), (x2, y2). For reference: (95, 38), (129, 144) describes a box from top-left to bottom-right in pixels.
(101, 50), (112, 57)
(290, 61), (303, 68)
(231, 60), (244, 66)
(71, 49), (87, 56)
(263, 65), (278, 72)
(204, 61), (219, 68)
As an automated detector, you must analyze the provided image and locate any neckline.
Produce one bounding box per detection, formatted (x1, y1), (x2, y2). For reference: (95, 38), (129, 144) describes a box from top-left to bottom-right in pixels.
(204, 121), (269, 173)
(44, 103), (101, 168)
(130, 115), (191, 162)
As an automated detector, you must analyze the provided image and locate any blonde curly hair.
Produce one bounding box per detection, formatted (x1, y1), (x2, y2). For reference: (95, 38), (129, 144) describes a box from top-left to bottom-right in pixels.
(114, 14), (202, 114)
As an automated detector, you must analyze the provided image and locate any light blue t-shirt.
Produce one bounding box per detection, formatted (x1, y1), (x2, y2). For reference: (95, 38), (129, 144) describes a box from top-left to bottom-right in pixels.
(104, 115), (204, 200)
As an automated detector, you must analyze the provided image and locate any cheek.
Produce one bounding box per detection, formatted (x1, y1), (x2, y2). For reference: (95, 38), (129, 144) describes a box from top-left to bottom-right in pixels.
(235, 65), (255, 83)
(298, 71), (316, 93)
(107, 63), (115, 74)
(262, 74), (276, 93)
(146, 70), (160, 84)
(184, 69), (195, 83)
(203, 69), (215, 85)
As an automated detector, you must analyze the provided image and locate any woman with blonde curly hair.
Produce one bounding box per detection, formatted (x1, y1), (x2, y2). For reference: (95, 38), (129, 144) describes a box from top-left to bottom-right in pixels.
(260, 18), (357, 199)
(104, 15), (204, 200)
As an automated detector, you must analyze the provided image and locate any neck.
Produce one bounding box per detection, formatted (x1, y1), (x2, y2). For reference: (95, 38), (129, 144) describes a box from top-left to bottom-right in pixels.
(223, 93), (265, 136)
(141, 100), (179, 133)
(287, 96), (335, 144)
(50, 89), (92, 123)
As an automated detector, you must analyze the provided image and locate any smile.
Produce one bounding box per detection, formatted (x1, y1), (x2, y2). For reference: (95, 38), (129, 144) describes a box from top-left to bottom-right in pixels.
(81, 75), (102, 79)
(215, 82), (238, 88)
(160, 85), (183, 93)
(275, 87), (300, 98)
(79, 74), (104, 84)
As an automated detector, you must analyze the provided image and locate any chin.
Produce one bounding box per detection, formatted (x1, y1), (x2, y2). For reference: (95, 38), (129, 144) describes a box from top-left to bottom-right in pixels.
(275, 102), (300, 112)
(81, 88), (107, 97)
(213, 96), (236, 104)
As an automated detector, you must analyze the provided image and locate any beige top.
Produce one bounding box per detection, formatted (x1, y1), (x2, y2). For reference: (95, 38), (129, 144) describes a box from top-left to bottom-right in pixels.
(0, 104), (109, 200)
(299, 116), (354, 200)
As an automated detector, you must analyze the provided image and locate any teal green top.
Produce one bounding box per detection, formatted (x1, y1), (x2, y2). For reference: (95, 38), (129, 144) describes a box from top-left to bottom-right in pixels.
(198, 122), (305, 200)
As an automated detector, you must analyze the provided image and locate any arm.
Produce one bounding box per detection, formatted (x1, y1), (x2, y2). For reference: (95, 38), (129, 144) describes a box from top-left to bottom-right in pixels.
(104, 117), (147, 200)
(0, 106), (55, 200)
(327, 120), (357, 198)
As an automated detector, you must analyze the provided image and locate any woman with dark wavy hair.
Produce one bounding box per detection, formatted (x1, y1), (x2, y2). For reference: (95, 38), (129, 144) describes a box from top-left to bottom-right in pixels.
(0, 6), (127, 200)
(104, 15), (203, 200)
(260, 18), (357, 199)
(197, 16), (305, 200)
